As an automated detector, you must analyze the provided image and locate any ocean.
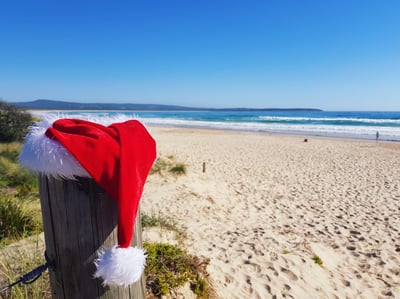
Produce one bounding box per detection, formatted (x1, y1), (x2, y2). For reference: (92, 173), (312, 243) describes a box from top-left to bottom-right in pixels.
(33, 110), (400, 142)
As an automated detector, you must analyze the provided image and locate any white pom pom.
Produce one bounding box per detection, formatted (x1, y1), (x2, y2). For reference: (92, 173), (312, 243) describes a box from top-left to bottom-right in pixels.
(94, 246), (146, 287)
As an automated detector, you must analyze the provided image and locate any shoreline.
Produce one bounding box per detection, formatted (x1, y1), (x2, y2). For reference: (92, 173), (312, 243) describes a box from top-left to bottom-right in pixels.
(147, 123), (400, 144)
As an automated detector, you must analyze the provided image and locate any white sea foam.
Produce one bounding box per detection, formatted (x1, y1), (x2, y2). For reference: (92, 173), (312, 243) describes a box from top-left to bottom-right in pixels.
(257, 116), (400, 124)
(142, 118), (400, 141)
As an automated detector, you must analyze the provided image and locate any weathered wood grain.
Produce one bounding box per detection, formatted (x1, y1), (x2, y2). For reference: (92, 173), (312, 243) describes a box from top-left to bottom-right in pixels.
(38, 174), (145, 299)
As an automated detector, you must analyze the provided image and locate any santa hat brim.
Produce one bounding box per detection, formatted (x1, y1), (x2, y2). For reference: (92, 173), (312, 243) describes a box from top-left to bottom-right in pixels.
(19, 114), (146, 179)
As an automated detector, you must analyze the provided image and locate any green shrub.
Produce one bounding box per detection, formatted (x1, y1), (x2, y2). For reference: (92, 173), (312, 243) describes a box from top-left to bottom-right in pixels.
(312, 255), (323, 265)
(0, 145), (20, 162)
(144, 243), (210, 298)
(0, 101), (33, 142)
(192, 277), (208, 297)
(7, 169), (38, 190)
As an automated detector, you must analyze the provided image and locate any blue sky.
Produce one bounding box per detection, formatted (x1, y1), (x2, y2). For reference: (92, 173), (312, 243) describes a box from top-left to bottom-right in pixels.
(1, 1), (399, 110)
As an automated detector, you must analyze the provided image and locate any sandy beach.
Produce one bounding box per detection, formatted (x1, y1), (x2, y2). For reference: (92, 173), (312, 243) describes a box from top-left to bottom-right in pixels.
(141, 127), (400, 299)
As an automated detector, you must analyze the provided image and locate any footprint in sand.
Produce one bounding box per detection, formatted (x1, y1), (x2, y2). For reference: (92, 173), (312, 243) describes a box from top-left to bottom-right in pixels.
(224, 274), (233, 286)
(265, 284), (272, 294)
(280, 267), (298, 281)
(342, 279), (351, 287)
(245, 275), (252, 286)
(268, 265), (279, 277)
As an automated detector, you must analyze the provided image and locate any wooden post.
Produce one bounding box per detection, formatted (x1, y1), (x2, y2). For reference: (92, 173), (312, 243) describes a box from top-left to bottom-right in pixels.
(38, 174), (146, 299)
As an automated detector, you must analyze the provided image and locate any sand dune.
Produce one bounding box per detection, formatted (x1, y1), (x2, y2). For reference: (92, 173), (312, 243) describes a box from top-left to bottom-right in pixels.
(142, 127), (400, 299)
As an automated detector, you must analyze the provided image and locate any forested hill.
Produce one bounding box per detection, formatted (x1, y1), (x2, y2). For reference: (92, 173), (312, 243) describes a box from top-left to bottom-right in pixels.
(12, 99), (322, 112)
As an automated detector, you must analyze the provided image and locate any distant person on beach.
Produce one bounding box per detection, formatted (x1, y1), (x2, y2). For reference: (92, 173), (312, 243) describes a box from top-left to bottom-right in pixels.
(376, 131), (379, 141)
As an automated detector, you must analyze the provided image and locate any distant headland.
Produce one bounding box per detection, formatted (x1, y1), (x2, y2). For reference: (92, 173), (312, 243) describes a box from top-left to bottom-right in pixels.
(11, 99), (323, 112)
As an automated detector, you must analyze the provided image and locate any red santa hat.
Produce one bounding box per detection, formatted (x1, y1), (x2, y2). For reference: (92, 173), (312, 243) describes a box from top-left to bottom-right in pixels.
(19, 115), (156, 286)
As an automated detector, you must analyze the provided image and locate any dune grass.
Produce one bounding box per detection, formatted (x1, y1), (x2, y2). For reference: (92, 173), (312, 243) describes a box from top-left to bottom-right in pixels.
(141, 211), (187, 243)
(0, 143), (38, 193)
(0, 143), (42, 248)
(0, 235), (50, 299)
(150, 156), (187, 176)
(141, 212), (178, 230)
(0, 196), (42, 247)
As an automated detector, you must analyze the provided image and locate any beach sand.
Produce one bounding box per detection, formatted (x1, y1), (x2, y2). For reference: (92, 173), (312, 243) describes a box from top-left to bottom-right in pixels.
(141, 127), (400, 299)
